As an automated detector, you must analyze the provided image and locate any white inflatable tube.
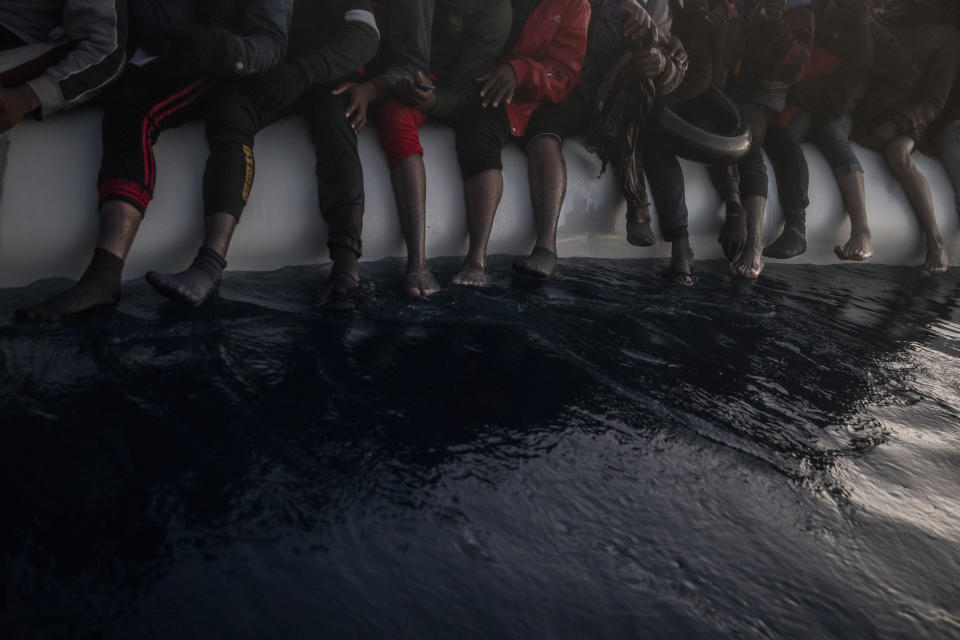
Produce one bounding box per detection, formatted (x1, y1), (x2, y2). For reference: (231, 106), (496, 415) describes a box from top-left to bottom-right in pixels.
(0, 106), (957, 287)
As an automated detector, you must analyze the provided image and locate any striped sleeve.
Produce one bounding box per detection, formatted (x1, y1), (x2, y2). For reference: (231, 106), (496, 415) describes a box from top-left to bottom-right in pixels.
(26, 0), (128, 116)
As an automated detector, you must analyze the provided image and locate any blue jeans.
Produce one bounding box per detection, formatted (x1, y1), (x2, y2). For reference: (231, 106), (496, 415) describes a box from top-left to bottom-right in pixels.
(764, 110), (862, 212)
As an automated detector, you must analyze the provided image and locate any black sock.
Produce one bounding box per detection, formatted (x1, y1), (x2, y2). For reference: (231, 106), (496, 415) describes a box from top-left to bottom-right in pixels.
(16, 249), (124, 321)
(763, 209), (807, 259)
(146, 246), (226, 306)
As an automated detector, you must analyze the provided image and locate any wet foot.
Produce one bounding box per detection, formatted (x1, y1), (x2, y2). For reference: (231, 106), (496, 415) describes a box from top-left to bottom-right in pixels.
(626, 220), (655, 247)
(922, 241), (948, 276)
(453, 258), (487, 287)
(146, 247), (226, 306)
(16, 282), (119, 322)
(146, 270), (217, 306)
(15, 249), (123, 322)
(321, 271), (360, 312)
(663, 240), (695, 285)
(513, 246), (557, 278)
(718, 203), (747, 262)
(763, 226), (807, 259)
(731, 242), (764, 279)
(406, 265), (440, 297)
(834, 231), (873, 261)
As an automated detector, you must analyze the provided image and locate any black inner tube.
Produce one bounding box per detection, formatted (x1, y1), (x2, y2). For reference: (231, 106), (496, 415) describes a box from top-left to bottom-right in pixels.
(650, 87), (752, 166)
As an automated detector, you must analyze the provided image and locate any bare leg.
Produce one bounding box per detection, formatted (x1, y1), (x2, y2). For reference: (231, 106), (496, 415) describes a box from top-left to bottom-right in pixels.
(16, 201), (142, 321)
(514, 135), (564, 278)
(885, 136), (947, 274)
(732, 194), (765, 278)
(833, 171), (873, 261)
(454, 168), (503, 286)
(146, 212), (235, 306)
(391, 155), (439, 296)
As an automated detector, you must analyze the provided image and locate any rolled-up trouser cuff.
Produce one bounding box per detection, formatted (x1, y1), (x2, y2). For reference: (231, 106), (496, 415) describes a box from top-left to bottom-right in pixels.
(830, 163), (863, 177)
(99, 178), (151, 214)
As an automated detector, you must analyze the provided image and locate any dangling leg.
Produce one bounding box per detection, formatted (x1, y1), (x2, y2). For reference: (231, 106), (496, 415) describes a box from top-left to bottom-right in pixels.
(307, 88), (366, 311)
(17, 65), (214, 320)
(378, 100), (438, 296)
(454, 169), (503, 286)
(621, 141), (655, 247)
(763, 118), (809, 259)
(885, 135), (947, 274)
(644, 141), (694, 281)
(710, 163), (747, 262)
(833, 171), (873, 261)
(514, 134), (565, 278)
(147, 89), (266, 305)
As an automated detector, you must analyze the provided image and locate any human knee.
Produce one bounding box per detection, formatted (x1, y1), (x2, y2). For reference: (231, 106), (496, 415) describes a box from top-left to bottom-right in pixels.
(205, 90), (259, 146)
(884, 139), (913, 173)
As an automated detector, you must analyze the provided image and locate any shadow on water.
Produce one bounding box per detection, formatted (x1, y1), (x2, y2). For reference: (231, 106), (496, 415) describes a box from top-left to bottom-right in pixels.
(0, 257), (958, 639)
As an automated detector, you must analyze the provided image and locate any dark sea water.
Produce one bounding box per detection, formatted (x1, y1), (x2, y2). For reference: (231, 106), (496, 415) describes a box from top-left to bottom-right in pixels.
(0, 257), (958, 640)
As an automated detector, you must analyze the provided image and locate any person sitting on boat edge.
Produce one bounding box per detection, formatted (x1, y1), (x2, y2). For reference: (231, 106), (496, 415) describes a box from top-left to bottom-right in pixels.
(707, 0), (814, 279)
(449, 0), (591, 285)
(761, 0), (875, 262)
(15, 0), (293, 322)
(852, 0), (958, 275)
(144, 0), (380, 312)
(925, 1), (960, 221)
(368, 0), (513, 297)
(0, 0), (127, 133)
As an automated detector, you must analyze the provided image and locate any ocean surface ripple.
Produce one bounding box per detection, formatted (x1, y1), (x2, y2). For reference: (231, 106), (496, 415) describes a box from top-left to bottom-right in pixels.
(0, 258), (958, 639)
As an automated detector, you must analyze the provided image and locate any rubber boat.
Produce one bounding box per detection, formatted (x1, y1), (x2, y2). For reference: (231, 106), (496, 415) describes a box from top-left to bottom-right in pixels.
(0, 106), (957, 287)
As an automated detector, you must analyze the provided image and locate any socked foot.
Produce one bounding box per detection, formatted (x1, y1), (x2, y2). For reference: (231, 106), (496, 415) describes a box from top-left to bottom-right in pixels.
(922, 242), (948, 276)
(763, 227), (807, 259)
(406, 265), (440, 297)
(626, 221), (655, 247)
(731, 243), (764, 279)
(453, 258), (487, 287)
(514, 246), (557, 278)
(664, 241), (695, 285)
(146, 270), (215, 306)
(321, 271), (360, 312)
(834, 231), (873, 261)
(718, 203), (748, 262)
(15, 282), (119, 322)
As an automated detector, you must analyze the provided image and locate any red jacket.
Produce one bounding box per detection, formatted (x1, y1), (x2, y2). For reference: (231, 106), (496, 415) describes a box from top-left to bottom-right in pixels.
(504, 0), (591, 137)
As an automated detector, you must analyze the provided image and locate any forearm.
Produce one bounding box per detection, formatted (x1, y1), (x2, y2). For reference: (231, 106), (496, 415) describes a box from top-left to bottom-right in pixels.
(295, 16), (379, 86)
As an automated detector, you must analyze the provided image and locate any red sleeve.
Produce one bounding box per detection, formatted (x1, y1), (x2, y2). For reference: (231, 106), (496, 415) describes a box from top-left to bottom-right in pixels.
(507, 0), (590, 104)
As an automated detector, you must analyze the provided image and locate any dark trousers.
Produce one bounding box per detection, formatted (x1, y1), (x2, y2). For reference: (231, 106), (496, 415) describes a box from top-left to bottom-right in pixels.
(98, 61), (216, 213)
(455, 91), (688, 241)
(204, 81), (364, 256)
(710, 101), (773, 201)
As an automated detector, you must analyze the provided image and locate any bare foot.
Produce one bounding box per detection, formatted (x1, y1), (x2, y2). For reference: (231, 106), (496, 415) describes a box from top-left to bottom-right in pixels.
(718, 203), (747, 262)
(453, 258), (487, 286)
(922, 241), (948, 276)
(514, 246), (556, 278)
(406, 265), (440, 297)
(732, 243), (764, 279)
(834, 231), (873, 261)
(321, 271), (360, 312)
